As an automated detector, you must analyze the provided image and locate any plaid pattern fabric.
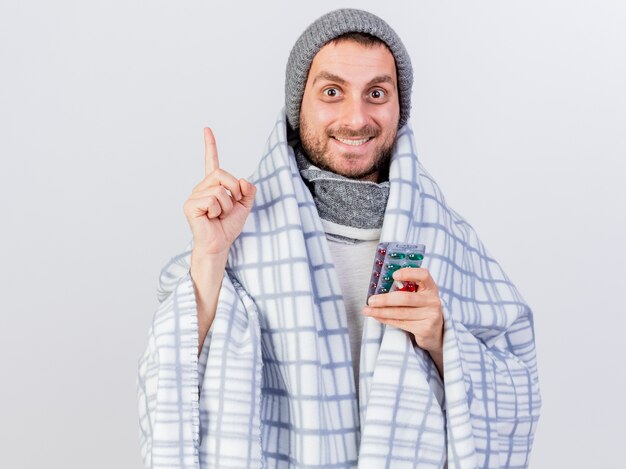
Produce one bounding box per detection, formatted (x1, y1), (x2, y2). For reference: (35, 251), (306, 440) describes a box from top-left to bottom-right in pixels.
(137, 108), (541, 468)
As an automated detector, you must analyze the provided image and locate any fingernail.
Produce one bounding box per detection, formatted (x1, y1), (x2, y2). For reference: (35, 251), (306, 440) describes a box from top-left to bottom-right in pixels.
(363, 307), (372, 315)
(368, 296), (378, 305)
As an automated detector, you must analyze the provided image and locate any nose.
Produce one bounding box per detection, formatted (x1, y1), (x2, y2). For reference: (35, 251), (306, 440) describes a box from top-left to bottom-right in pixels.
(338, 95), (370, 131)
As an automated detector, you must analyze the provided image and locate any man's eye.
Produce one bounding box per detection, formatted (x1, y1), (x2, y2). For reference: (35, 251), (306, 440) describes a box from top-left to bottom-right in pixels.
(370, 89), (386, 99)
(324, 88), (339, 97)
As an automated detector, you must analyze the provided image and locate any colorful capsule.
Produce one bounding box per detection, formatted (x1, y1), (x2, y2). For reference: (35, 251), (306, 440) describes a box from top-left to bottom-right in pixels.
(389, 251), (405, 259)
(395, 281), (417, 292)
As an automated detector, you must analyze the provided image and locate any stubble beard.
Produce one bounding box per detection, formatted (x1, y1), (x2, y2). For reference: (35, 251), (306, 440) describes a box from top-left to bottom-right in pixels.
(299, 115), (397, 181)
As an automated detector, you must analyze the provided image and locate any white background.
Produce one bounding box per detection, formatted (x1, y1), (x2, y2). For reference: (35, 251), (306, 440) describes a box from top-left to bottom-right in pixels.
(1, 1), (624, 467)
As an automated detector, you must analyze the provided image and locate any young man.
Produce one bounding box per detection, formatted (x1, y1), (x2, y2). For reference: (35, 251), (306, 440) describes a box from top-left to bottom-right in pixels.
(138, 9), (541, 468)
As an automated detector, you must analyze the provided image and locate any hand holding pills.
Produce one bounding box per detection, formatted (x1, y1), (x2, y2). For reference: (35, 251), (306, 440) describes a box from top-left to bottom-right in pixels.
(363, 243), (444, 376)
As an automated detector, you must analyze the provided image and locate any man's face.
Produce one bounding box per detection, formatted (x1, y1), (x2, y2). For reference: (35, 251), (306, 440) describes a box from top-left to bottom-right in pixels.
(299, 39), (400, 182)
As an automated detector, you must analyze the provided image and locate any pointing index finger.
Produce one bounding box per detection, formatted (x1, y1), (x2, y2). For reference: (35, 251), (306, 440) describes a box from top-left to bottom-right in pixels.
(204, 127), (220, 177)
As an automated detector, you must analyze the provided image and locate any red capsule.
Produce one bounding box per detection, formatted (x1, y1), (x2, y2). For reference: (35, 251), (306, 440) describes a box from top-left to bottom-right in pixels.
(396, 281), (417, 292)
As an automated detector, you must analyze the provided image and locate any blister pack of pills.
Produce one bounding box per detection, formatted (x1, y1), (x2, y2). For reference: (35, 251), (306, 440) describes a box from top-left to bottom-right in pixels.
(366, 242), (426, 300)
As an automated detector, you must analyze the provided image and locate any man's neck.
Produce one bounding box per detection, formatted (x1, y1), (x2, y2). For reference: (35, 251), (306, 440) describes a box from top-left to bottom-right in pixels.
(292, 142), (391, 240)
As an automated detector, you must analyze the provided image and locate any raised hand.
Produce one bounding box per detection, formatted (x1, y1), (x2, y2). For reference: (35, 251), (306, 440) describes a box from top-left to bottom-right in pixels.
(183, 127), (256, 258)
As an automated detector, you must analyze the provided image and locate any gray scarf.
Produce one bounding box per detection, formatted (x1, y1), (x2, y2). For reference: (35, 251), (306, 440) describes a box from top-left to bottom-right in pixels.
(292, 141), (389, 243)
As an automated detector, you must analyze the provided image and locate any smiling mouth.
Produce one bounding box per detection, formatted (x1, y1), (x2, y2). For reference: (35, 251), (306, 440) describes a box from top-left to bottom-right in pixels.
(332, 136), (373, 146)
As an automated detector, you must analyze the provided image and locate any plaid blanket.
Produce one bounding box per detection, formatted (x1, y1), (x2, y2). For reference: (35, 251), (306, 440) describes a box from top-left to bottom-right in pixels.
(137, 108), (542, 468)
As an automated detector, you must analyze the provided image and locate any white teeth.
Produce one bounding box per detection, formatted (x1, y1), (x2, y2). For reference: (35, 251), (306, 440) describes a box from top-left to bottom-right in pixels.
(335, 137), (370, 146)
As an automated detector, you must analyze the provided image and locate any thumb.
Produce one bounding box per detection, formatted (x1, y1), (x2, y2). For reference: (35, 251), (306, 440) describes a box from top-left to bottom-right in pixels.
(238, 178), (257, 210)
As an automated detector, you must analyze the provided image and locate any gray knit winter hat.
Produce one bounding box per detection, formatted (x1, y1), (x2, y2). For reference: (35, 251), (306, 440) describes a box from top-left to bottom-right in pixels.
(285, 8), (413, 130)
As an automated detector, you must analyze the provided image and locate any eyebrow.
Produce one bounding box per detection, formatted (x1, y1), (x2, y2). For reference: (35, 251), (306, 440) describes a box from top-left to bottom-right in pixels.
(312, 71), (396, 89)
